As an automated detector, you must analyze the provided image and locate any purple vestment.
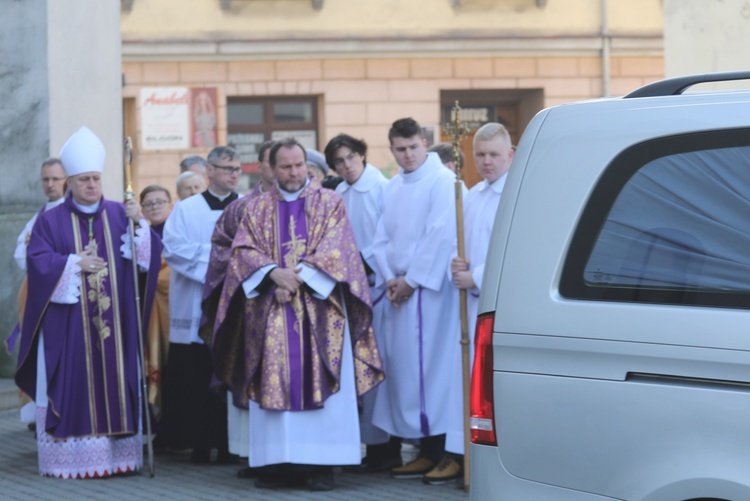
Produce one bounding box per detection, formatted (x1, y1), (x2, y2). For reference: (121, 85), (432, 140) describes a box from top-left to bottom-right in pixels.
(15, 195), (161, 439)
(200, 192), (261, 348)
(211, 179), (384, 411)
(202, 193), (259, 316)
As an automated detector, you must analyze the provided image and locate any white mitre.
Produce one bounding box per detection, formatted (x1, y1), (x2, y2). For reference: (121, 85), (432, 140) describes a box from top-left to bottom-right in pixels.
(59, 126), (106, 177)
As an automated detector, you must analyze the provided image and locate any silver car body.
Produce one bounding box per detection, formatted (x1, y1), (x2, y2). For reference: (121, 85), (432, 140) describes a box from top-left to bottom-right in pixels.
(472, 78), (750, 500)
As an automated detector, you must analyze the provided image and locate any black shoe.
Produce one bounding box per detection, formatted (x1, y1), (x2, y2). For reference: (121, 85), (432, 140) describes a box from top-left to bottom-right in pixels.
(254, 471), (305, 489)
(216, 449), (239, 465)
(305, 468), (335, 491)
(237, 466), (264, 479)
(342, 455), (403, 474)
(190, 448), (210, 464)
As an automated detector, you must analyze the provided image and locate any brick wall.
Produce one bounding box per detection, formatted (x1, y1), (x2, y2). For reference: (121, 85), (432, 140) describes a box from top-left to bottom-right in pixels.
(123, 55), (664, 194)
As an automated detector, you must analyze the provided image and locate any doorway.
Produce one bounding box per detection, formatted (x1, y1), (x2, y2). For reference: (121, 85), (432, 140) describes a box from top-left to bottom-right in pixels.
(440, 89), (543, 188)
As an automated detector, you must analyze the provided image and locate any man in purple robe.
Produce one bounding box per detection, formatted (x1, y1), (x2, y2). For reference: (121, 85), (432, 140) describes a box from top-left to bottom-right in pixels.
(15, 126), (161, 479)
(209, 137), (384, 491)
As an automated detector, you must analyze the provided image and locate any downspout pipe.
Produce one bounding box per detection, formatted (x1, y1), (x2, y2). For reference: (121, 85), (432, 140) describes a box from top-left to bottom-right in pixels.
(602, 0), (610, 97)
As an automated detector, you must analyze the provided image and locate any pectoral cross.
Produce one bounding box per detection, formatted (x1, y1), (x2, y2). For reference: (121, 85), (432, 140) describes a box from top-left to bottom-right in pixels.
(282, 215), (306, 269)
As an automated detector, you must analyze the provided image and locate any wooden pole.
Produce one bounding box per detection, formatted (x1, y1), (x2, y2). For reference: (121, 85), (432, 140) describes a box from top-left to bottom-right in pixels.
(123, 137), (155, 478)
(445, 101), (471, 493)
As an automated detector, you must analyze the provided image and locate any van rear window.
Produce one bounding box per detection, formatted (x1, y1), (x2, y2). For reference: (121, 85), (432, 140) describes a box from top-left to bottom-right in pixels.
(560, 128), (750, 308)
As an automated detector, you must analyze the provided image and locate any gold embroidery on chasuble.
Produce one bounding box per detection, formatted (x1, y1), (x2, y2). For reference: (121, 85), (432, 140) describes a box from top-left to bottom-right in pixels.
(71, 213), (98, 431)
(101, 212), (129, 432)
(84, 217), (112, 342)
(282, 215), (307, 269)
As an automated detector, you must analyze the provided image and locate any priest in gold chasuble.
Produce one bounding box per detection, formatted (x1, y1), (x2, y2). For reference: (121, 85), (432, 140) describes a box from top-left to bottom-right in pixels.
(210, 138), (384, 487)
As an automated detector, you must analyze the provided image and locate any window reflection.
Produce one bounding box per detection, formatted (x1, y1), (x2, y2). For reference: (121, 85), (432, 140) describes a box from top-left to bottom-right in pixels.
(273, 102), (312, 123)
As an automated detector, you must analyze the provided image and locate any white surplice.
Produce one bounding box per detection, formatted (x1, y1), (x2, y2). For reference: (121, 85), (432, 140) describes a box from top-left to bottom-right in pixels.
(162, 194), (221, 344)
(14, 198), (65, 272)
(242, 182), (361, 468)
(335, 163), (390, 445)
(445, 173), (507, 454)
(370, 152), (459, 439)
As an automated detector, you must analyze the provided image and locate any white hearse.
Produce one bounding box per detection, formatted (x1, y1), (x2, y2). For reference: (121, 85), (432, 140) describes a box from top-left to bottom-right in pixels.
(470, 72), (750, 501)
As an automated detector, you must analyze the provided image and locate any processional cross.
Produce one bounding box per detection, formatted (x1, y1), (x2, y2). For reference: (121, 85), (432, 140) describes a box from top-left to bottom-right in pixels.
(444, 100), (471, 493)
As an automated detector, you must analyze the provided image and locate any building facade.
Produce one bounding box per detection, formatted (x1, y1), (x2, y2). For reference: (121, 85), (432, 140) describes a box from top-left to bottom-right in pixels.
(121, 0), (664, 192)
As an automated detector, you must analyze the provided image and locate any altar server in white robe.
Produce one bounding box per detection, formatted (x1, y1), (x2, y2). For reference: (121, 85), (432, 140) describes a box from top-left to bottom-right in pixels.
(158, 146), (241, 463)
(424, 122), (515, 485)
(371, 118), (459, 479)
(325, 133), (402, 472)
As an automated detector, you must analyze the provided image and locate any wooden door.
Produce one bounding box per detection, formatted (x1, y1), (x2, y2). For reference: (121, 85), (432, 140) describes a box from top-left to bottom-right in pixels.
(441, 102), (520, 189)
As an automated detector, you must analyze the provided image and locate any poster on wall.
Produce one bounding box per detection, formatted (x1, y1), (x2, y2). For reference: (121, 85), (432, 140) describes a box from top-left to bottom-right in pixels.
(140, 87), (191, 150)
(191, 87), (218, 148)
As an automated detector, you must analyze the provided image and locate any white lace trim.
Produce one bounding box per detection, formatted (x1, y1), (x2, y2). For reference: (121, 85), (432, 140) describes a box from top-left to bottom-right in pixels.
(50, 255), (82, 305)
(36, 407), (142, 479)
(120, 218), (151, 271)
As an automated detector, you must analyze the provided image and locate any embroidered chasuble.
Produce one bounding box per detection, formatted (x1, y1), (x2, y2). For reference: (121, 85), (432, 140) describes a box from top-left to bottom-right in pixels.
(16, 196), (161, 440)
(201, 192), (257, 344)
(211, 178), (384, 411)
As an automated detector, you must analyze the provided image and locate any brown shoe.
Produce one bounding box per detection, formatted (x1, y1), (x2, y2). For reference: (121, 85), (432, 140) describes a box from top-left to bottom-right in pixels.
(390, 457), (435, 479)
(422, 456), (463, 485)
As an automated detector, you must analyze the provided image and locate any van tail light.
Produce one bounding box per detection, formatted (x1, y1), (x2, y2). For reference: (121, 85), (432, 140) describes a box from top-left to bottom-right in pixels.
(470, 311), (497, 446)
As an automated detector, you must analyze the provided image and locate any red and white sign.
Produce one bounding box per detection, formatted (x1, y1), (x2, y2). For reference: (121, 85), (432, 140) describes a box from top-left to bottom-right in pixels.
(140, 87), (191, 150)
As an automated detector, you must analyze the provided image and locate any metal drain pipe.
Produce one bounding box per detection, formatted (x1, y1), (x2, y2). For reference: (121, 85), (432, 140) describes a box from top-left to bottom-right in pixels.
(601, 0), (610, 97)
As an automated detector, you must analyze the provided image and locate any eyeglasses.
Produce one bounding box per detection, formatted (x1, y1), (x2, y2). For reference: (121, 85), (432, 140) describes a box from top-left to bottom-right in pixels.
(210, 163), (242, 175)
(332, 151), (359, 167)
(143, 200), (169, 210)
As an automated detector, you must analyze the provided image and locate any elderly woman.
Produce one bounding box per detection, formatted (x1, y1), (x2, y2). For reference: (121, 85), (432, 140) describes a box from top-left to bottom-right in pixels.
(176, 171), (206, 201)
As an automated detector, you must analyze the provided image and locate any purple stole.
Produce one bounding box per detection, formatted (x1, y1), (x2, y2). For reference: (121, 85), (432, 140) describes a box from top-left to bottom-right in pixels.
(277, 198), (313, 410)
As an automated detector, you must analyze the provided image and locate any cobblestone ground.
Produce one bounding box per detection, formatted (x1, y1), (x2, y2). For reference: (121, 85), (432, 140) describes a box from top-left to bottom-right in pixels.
(0, 406), (468, 501)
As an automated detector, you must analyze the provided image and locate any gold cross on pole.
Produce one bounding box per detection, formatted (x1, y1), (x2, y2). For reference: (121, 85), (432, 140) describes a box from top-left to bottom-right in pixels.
(444, 100), (470, 180)
(445, 99), (472, 493)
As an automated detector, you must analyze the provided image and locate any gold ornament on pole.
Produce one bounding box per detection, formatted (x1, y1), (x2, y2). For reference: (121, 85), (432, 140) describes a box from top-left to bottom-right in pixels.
(444, 100), (471, 493)
(124, 137), (156, 478)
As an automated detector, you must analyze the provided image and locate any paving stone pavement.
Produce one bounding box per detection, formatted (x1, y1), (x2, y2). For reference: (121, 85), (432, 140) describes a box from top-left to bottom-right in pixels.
(0, 380), (468, 500)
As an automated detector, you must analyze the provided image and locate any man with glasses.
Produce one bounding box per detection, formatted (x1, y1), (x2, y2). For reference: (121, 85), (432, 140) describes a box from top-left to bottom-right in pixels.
(200, 139), (274, 478)
(158, 146), (241, 464)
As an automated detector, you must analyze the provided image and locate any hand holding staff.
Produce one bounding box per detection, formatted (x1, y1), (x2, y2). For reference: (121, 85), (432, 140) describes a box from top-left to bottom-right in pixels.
(124, 137), (155, 478)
